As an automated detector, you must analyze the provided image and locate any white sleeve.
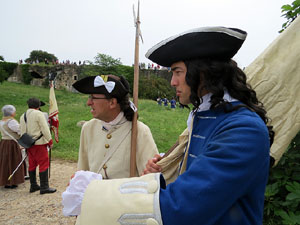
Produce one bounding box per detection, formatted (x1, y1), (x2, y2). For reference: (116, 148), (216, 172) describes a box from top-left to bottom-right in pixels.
(62, 170), (102, 217)
(7, 119), (21, 135)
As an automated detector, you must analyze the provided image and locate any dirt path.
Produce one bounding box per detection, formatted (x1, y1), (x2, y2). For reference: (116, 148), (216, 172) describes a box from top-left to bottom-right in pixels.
(0, 159), (77, 225)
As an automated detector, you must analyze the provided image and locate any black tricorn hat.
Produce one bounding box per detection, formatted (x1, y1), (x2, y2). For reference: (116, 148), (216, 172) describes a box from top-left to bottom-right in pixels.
(145, 26), (247, 67)
(72, 75), (130, 99)
(27, 97), (43, 109)
(40, 101), (45, 107)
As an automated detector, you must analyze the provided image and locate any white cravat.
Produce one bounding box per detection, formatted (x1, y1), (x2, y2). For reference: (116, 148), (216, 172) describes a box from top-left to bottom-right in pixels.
(102, 111), (125, 132)
(187, 91), (238, 133)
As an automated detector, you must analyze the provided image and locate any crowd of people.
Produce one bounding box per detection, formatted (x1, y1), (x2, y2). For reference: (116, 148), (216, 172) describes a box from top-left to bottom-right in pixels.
(156, 97), (183, 109)
(18, 59), (88, 66)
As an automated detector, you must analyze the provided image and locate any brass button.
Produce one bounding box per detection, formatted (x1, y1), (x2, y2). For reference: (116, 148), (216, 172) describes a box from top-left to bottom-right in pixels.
(105, 144), (110, 148)
(107, 134), (112, 139)
(103, 164), (107, 169)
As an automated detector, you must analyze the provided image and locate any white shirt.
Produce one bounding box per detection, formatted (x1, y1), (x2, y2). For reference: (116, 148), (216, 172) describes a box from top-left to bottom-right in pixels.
(187, 91), (238, 133)
(5, 119), (21, 135)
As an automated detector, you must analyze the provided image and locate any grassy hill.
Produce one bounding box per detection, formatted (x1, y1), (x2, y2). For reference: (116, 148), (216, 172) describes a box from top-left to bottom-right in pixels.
(0, 81), (189, 161)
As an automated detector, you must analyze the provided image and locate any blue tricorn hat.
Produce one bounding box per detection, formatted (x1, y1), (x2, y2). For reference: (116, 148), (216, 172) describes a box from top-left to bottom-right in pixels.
(145, 26), (247, 67)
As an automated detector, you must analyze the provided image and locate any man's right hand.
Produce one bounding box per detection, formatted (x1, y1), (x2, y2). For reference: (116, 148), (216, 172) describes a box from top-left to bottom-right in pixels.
(48, 139), (53, 149)
(142, 154), (162, 175)
(67, 173), (76, 186)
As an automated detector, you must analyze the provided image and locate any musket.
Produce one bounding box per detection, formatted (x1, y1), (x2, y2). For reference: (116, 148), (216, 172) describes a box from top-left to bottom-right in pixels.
(8, 153), (27, 181)
(130, 0), (142, 177)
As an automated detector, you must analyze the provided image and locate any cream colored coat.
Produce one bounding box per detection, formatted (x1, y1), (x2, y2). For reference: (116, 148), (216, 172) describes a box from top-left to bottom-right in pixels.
(157, 128), (190, 185)
(20, 109), (52, 145)
(77, 118), (158, 178)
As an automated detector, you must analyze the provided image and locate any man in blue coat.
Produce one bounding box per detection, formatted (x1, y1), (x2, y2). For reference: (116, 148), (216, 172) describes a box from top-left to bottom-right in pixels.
(65, 26), (274, 225)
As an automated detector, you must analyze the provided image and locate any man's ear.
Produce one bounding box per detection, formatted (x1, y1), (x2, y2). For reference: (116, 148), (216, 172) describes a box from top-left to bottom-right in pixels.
(109, 98), (118, 109)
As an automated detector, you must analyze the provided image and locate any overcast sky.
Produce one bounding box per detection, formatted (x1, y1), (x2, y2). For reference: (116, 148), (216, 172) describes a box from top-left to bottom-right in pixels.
(0, 0), (289, 68)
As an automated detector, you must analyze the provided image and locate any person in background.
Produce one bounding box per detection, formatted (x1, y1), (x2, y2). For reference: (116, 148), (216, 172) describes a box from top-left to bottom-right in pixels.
(20, 98), (56, 194)
(157, 97), (162, 106)
(0, 105), (25, 189)
(163, 97), (168, 107)
(170, 98), (176, 109)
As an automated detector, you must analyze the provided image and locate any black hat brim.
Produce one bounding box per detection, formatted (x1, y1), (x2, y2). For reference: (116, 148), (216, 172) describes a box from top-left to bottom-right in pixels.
(40, 101), (45, 107)
(72, 75), (129, 99)
(145, 27), (247, 67)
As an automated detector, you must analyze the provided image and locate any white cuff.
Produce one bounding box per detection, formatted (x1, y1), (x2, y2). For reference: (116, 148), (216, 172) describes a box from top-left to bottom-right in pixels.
(62, 170), (102, 216)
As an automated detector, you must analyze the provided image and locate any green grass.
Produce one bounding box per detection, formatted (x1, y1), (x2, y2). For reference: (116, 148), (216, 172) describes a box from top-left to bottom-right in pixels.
(0, 81), (189, 161)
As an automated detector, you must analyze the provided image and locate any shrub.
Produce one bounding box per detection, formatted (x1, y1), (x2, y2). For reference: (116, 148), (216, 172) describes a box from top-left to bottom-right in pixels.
(0, 67), (9, 83)
(139, 73), (175, 100)
(20, 64), (32, 84)
(0, 62), (17, 83)
(0, 61), (18, 75)
(264, 132), (300, 225)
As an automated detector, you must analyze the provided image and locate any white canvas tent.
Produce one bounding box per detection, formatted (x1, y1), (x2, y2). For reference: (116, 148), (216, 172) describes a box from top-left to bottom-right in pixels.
(245, 16), (300, 165)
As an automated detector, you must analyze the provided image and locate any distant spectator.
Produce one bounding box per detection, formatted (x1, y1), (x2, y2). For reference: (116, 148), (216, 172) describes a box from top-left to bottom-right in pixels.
(163, 97), (168, 107)
(170, 98), (176, 109)
(157, 97), (162, 106)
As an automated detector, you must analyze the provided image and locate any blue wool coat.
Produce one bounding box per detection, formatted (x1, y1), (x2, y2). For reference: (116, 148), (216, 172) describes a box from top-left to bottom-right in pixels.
(160, 104), (270, 225)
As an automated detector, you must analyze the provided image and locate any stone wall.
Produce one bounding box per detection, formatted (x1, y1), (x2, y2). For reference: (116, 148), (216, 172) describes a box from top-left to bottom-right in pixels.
(8, 64), (171, 91)
(8, 64), (81, 91)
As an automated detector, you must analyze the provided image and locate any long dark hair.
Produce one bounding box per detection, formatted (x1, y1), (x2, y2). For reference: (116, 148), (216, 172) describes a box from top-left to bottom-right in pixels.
(184, 58), (274, 147)
(103, 75), (136, 121)
(118, 94), (135, 121)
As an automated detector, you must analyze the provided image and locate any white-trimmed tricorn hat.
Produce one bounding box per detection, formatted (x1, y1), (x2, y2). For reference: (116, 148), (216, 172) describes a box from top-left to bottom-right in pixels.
(145, 26), (247, 67)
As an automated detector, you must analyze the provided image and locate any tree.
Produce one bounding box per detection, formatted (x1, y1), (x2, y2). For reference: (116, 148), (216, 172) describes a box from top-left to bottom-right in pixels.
(0, 55), (4, 61)
(94, 53), (122, 67)
(280, 0), (300, 32)
(26, 50), (58, 63)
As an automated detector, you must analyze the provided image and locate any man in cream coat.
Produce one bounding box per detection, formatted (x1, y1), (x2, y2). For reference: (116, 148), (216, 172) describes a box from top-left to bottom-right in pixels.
(20, 98), (56, 194)
(71, 74), (158, 224)
(73, 74), (158, 179)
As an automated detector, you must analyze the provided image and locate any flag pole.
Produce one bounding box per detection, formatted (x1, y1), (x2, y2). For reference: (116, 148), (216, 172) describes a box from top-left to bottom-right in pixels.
(130, 0), (141, 177)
